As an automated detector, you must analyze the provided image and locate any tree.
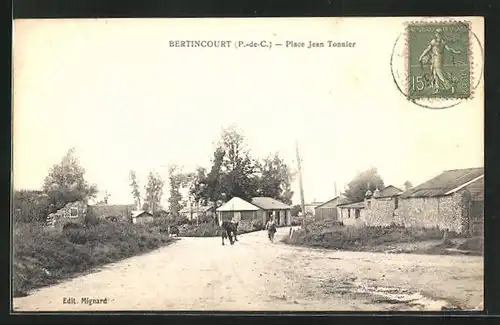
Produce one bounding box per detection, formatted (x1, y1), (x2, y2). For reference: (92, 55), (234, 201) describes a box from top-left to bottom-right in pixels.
(403, 180), (413, 191)
(144, 171), (164, 214)
(343, 167), (385, 203)
(218, 126), (259, 201)
(129, 170), (141, 208)
(291, 204), (301, 217)
(42, 148), (98, 210)
(167, 165), (185, 218)
(257, 152), (296, 205)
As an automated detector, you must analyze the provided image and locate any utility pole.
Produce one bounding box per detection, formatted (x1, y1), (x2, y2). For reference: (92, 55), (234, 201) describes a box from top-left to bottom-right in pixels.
(295, 140), (306, 226)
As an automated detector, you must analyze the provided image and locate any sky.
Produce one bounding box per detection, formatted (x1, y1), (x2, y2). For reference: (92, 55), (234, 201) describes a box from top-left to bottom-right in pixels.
(12, 18), (484, 207)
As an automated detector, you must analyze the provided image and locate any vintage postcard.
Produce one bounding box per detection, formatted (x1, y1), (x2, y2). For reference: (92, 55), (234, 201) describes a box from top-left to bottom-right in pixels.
(12, 17), (484, 312)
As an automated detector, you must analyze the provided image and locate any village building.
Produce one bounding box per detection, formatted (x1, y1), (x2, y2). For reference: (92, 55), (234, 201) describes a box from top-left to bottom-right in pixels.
(216, 196), (292, 228)
(364, 185), (404, 226)
(46, 201), (88, 228)
(314, 195), (349, 220)
(179, 205), (214, 221)
(396, 167), (484, 236)
(132, 210), (154, 224)
(304, 201), (324, 216)
(337, 186), (402, 226)
(337, 201), (366, 226)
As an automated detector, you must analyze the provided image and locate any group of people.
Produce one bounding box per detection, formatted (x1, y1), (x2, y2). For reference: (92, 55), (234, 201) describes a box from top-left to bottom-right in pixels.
(220, 216), (278, 246)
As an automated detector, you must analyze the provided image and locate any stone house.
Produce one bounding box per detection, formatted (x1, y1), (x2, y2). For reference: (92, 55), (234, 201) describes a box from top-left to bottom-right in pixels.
(314, 195), (349, 220)
(337, 201), (366, 226)
(216, 196), (292, 228)
(46, 200), (88, 228)
(337, 186), (402, 226)
(364, 185), (404, 226)
(396, 167), (484, 236)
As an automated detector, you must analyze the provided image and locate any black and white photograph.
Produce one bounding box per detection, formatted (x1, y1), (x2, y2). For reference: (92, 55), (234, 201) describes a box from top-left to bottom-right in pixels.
(11, 17), (484, 312)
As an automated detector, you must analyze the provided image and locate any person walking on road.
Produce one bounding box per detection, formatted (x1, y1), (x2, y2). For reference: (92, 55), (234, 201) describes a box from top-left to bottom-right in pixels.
(265, 217), (277, 242)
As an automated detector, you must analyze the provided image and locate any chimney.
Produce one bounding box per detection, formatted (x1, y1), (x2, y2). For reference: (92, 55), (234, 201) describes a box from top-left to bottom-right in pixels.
(373, 187), (381, 198)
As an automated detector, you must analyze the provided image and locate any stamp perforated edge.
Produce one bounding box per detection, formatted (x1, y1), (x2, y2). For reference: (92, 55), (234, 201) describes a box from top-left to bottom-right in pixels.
(404, 19), (475, 103)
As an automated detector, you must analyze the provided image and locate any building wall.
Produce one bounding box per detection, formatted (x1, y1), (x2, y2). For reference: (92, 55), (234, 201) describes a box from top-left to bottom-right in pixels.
(218, 210), (265, 225)
(315, 207), (339, 220)
(395, 190), (470, 234)
(339, 207), (366, 226)
(47, 201), (88, 228)
(364, 197), (397, 226)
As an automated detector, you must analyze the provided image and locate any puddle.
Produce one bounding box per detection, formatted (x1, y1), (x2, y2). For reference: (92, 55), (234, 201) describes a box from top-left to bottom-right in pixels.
(323, 279), (450, 310)
(353, 282), (449, 310)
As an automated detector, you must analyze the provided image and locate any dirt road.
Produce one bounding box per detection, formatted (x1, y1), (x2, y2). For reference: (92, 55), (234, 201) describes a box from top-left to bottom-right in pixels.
(13, 228), (483, 312)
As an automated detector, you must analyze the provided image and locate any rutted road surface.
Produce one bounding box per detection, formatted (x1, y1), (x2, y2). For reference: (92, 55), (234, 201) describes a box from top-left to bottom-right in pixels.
(13, 228), (483, 312)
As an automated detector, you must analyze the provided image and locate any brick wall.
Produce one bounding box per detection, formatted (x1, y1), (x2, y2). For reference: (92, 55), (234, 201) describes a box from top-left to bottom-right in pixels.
(395, 190), (469, 234)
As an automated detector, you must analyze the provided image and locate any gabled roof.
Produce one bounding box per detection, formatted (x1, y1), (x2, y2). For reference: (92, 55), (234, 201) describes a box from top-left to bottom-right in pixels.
(251, 197), (292, 210)
(315, 195), (349, 209)
(132, 210), (153, 218)
(377, 185), (403, 198)
(216, 197), (261, 212)
(399, 167), (484, 199)
(338, 201), (365, 209)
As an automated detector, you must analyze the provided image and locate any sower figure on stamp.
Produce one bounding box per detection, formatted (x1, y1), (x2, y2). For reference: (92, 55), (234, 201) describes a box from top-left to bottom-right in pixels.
(418, 28), (461, 94)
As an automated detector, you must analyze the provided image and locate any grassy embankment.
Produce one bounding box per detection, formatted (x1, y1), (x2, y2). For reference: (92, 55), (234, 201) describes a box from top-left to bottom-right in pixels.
(281, 219), (483, 256)
(13, 220), (176, 297)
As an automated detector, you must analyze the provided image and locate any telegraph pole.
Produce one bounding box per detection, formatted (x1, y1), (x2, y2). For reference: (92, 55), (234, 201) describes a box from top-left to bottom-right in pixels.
(295, 140), (306, 226)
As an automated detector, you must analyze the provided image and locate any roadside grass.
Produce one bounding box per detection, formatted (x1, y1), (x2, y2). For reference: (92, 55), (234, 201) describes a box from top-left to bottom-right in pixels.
(13, 220), (176, 298)
(280, 219), (482, 255)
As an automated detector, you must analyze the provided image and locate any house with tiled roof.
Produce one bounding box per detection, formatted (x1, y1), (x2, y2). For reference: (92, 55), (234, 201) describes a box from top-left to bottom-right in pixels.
(396, 167), (484, 236)
(216, 196), (292, 227)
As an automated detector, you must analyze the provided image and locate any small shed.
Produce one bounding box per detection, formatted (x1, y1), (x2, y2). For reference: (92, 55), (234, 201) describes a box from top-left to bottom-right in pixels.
(132, 210), (154, 225)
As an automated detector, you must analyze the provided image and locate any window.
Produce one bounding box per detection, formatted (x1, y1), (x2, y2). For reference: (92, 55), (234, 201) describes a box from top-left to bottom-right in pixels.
(348, 209), (351, 218)
(394, 198), (399, 209)
(368, 200), (371, 209)
(355, 209), (360, 219)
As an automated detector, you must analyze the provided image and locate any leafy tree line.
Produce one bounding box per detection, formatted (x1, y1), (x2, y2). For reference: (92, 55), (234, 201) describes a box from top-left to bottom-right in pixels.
(165, 126), (296, 218)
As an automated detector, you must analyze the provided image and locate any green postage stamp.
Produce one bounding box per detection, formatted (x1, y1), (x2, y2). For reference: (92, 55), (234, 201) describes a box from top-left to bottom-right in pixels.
(407, 22), (471, 100)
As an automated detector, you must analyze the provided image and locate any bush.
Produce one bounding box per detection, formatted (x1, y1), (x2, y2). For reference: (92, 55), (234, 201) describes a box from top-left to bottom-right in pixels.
(13, 220), (175, 297)
(282, 219), (453, 251)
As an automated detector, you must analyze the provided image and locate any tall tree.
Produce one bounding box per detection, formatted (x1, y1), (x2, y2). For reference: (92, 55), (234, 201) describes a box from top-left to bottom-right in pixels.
(144, 171), (164, 214)
(403, 180), (413, 191)
(42, 148), (98, 209)
(167, 165), (186, 217)
(129, 170), (142, 208)
(219, 126), (259, 201)
(343, 167), (385, 203)
(257, 152), (296, 205)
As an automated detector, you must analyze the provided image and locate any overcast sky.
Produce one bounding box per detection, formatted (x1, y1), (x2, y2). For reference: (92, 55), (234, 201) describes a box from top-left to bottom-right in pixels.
(13, 18), (484, 206)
